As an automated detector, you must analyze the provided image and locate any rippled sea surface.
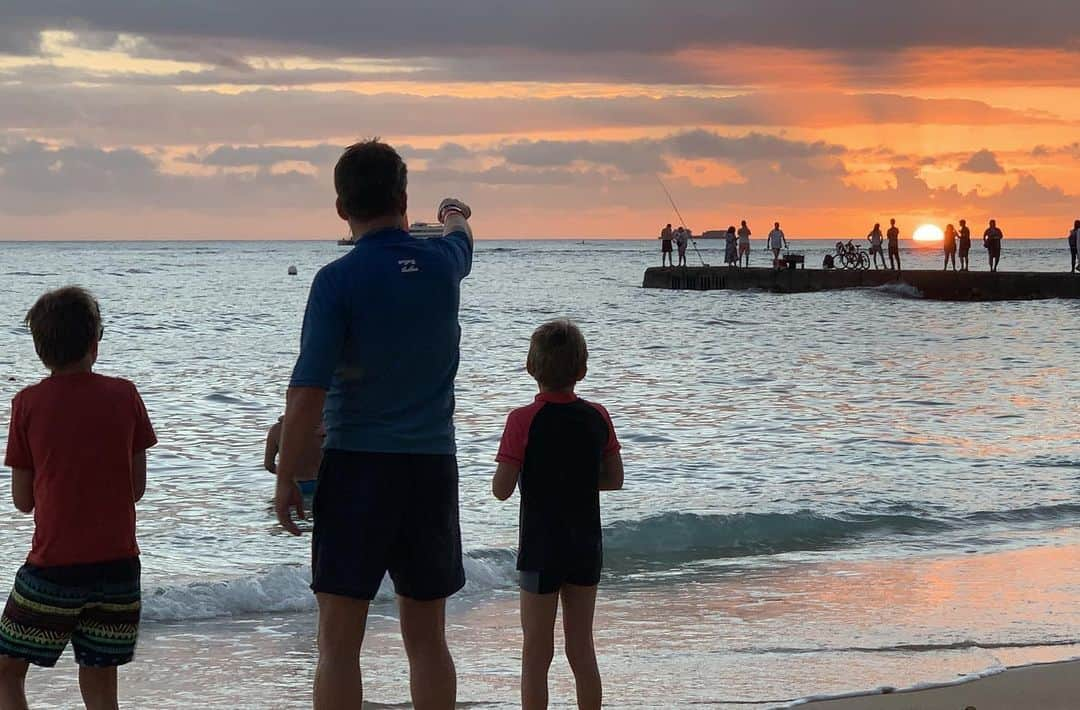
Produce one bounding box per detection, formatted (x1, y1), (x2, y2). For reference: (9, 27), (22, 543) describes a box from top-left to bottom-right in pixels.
(0, 239), (1077, 708)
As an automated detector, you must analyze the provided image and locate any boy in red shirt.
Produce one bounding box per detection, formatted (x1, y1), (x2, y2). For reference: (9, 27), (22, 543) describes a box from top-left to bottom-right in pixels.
(0, 287), (156, 709)
(493, 320), (624, 710)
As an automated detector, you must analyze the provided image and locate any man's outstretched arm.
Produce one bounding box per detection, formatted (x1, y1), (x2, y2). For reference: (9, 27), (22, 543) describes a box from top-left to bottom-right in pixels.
(439, 198), (473, 249)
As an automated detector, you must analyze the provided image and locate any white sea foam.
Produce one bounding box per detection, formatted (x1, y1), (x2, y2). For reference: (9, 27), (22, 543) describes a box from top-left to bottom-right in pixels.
(143, 550), (518, 622)
(868, 282), (924, 298)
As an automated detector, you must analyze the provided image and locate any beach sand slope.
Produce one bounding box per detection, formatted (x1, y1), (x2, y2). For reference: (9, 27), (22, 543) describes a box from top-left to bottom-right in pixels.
(800, 659), (1079, 709)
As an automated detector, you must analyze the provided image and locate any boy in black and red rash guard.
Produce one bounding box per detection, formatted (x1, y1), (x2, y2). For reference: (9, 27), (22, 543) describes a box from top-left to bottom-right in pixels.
(493, 319), (624, 710)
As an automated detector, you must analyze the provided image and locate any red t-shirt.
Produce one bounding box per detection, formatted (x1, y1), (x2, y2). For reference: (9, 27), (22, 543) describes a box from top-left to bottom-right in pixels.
(4, 372), (157, 567)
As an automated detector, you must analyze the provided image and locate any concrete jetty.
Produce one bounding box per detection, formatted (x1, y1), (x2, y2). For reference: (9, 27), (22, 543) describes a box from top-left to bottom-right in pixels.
(642, 267), (1080, 301)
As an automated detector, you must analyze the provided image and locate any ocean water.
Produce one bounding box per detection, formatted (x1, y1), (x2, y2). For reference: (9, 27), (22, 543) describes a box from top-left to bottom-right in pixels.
(0, 238), (1077, 708)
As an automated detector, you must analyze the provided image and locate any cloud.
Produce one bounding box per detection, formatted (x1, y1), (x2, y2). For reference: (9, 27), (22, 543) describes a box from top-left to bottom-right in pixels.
(498, 131), (845, 177)
(5, 2), (1080, 62)
(0, 26), (42, 55)
(0, 139), (325, 216)
(0, 83), (1057, 150)
(958, 149), (1006, 174)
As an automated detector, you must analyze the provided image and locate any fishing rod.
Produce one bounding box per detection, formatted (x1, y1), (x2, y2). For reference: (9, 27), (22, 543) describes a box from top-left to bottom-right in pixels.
(656, 175), (708, 267)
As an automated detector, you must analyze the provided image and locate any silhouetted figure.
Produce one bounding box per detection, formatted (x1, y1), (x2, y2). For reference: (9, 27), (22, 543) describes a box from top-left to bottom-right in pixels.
(767, 222), (788, 268)
(675, 227), (690, 267)
(866, 223), (886, 269)
(958, 219), (972, 271)
(887, 218), (901, 271)
(983, 219), (1003, 272)
(737, 222), (752, 266)
(660, 224), (674, 267)
(943, 224), (958, 271)
(724, 227), (738, 267)
(1069, 220), (1079, 273)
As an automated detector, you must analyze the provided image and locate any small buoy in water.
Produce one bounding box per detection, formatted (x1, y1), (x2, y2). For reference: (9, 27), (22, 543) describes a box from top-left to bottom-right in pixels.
(287, 265), (298, 276)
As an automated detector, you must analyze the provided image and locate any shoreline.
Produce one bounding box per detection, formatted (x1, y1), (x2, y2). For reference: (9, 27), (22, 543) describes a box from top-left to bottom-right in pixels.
(792, 657), (1080, 709)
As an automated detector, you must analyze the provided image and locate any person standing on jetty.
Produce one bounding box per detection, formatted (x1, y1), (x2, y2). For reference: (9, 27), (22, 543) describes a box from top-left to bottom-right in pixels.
(1, 287), (156, 709)
(493, 319), (623, 710)
(737, 221), (752, 266)
(276, 140), (473, 710)
(867, 223), (886, 269)
(958, 219), (972, 271)
(724, 226), (739, 267)
(1069, 220), (1079, 273)
(659, 224), (674, 268)
(887, 218), (902, 271)
(767, 222), (788, 268)
(675, 226), (690, 267)
(983, 219), (1004, 272)
(734, 218), (751, 265)
(943, 224), (958, 271)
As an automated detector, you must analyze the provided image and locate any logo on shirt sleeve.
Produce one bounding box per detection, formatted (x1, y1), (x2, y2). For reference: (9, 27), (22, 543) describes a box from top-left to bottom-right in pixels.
(398, 259), (420, 273)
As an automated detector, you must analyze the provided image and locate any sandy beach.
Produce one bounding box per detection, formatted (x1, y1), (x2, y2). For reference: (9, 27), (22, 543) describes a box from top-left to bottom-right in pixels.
(800, 659), (1080, 709)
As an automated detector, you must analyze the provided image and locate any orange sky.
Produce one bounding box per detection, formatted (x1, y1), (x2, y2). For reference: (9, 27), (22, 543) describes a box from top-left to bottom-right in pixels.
(1, 8), (1079, 239)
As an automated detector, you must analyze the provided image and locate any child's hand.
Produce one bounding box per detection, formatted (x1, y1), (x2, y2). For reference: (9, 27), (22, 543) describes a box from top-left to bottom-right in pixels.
(275, 478), (306, 536)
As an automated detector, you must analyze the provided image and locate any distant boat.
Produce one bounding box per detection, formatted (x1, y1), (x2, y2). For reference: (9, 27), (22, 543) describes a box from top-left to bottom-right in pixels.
(408, 222), (444, 238)
(338, 222), (444, 245)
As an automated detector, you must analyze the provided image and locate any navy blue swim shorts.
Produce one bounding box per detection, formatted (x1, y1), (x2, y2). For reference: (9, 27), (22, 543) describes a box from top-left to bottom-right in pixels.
(311, 450), (465, 601)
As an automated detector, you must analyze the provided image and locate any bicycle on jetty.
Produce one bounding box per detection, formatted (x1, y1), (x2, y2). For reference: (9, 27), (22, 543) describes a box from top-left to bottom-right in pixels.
(833, 241), (871, 270)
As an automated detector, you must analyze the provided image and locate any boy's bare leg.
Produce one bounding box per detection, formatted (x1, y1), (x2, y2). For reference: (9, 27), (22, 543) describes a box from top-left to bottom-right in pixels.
(560, 584), (601, 710)
(78, 665), (118, 710)
(398, 596), (456, 710)
(520, 590), (559, 710)
(0, 656), (30, 710)
(314, 593), (368, 710)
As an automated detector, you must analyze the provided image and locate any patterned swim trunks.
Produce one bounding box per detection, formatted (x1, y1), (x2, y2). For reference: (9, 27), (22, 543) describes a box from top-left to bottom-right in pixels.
(0, 557), (140, 668)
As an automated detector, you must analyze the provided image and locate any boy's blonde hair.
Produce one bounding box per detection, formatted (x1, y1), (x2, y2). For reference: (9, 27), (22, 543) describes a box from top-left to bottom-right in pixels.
(527, 319), (587, 390)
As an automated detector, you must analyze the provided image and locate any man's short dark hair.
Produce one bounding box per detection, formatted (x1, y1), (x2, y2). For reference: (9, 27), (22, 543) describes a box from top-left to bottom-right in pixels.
(24, 286), (102, 370)
(334, 139), (408, 221)
(527, 320), (588, 390)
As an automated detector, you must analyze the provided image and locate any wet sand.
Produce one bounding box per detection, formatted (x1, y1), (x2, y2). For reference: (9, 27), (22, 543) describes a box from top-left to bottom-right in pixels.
(800, 658), (1080, 709)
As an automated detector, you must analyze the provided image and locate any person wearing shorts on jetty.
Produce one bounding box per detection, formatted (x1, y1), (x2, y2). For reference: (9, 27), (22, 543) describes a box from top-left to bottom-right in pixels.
(1, 287), (156, 709)
(983, 219), (1004, 272)
(737, 221), (752, 267)
(1068, 220), (1079, 273)
(958, 219), (972, 271)
(767, 222), (788, 268)
(867, 223), (886, 269)
(659, 224), (674, 268)
(493, 319), (624, 710)
(264, 415), (323, 508)
(674, 227), (690, 267)
(276, 140), (473, 709)
(887, 218), (902, 271)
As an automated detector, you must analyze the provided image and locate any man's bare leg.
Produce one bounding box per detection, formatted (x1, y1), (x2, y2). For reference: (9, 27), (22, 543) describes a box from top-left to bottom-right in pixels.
(561, 584), (601, 710)
(399, 596), (456, 710)
(520, 590), (558, 710)
(78, 665), (118, 710)
(314, 593), (369, 710)
(0, 656), (29, 710)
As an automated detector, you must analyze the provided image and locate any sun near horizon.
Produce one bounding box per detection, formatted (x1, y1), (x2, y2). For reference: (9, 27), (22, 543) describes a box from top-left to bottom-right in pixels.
(913, 224), (945, 242)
